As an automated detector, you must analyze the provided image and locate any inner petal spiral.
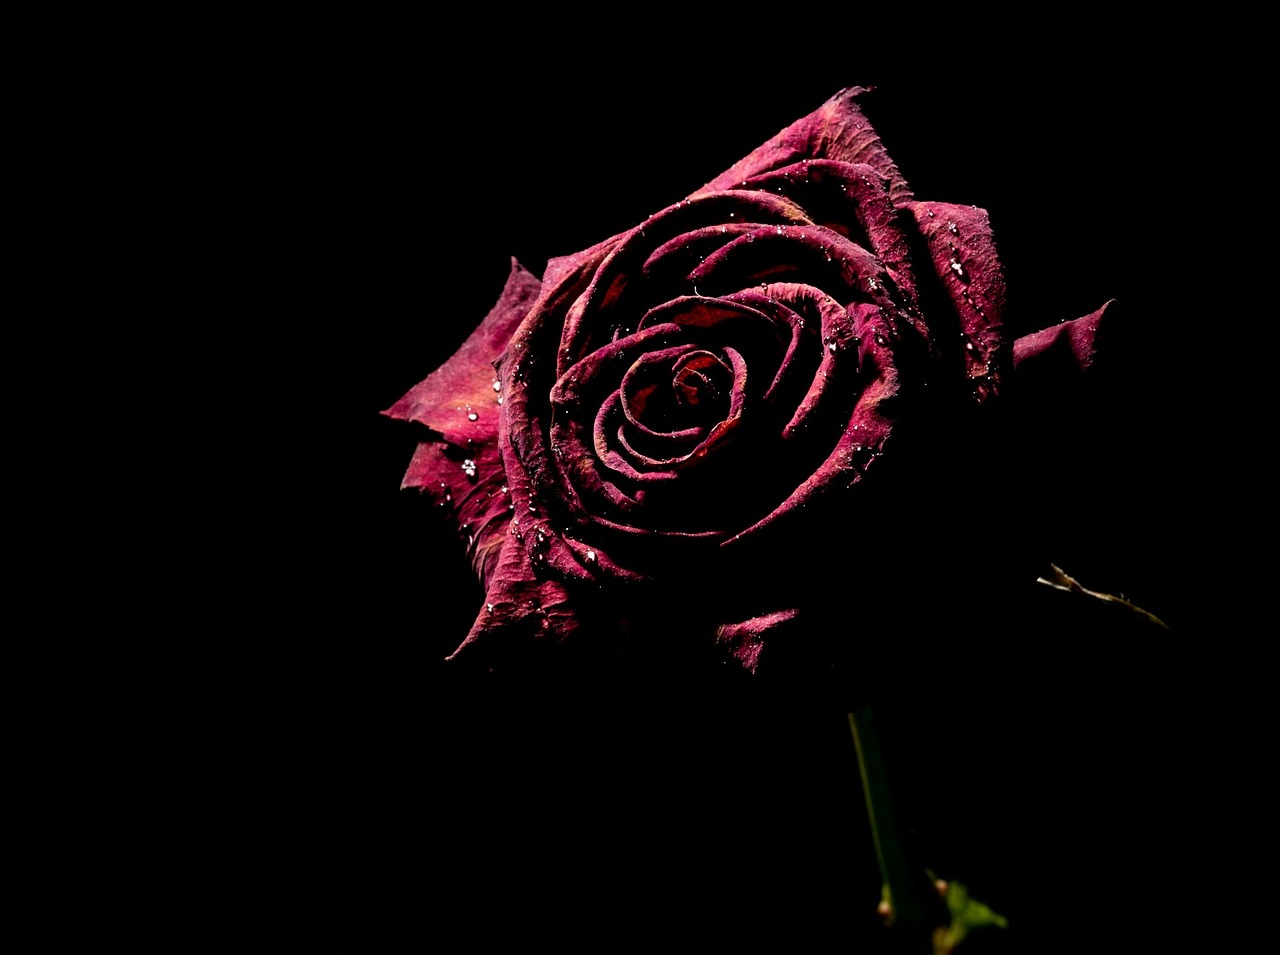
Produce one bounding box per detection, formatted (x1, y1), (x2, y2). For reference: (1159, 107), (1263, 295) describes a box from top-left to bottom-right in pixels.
(673, 350), (728, 409)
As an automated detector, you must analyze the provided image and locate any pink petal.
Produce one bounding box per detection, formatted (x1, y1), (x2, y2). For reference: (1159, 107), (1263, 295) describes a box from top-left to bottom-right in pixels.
(384, 258), (542, 588)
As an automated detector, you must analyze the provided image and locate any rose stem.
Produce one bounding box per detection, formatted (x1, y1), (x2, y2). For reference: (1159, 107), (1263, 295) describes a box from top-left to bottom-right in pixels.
(848, 707), (938, 952)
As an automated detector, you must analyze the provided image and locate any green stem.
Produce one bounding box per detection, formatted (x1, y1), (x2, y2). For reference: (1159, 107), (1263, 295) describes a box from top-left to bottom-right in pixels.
(848, 707), (937, 953)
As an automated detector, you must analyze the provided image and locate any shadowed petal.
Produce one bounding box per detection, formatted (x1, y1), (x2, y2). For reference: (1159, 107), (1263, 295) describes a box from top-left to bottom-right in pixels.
(1013, 300), (1116, 385)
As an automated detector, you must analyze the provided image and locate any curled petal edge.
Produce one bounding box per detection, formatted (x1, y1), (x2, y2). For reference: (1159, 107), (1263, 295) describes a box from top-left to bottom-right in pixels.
(1012, 299), (1118, 388)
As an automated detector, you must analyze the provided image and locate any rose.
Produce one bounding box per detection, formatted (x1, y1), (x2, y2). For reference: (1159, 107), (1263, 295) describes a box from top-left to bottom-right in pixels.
(385, 87), (1111, 676)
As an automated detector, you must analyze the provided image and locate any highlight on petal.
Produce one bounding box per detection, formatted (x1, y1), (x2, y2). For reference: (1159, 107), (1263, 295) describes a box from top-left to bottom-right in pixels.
(383, 258), (542, 443)
(385, 258), (542, 595)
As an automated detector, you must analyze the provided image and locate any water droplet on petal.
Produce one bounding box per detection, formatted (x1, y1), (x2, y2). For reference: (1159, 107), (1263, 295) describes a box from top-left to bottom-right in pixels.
(467, 411), (479, 421)
(492, 380), (501, 392)
(486, 603), (494, 613)
(745, 233), (754, 243)
(585, 549), (596, 563)
(461, 459), (477, 478)
(946, 221), (958, 235)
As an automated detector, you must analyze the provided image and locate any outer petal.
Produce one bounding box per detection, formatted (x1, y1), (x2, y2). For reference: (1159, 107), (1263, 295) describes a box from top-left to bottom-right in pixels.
(383, 258), (542, 587)
(384, 257), (541, 442)
(446, 523), (585, 670)
(693, 87), (914, 206)
(906, 201), (1009, 403)
(1013, 299), (1116, 386)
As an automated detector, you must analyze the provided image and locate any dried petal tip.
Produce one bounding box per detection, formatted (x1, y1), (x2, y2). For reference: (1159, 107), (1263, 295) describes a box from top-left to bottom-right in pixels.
(1013, 299), (1118, 387)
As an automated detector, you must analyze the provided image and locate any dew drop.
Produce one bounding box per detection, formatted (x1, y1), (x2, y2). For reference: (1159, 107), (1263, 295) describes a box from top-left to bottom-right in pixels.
(745, 233), (754, 243)
(486, 603), (494, 613)
(497, 397), (503, 405)
(949, 259), (966, 280)
(467, 411), (478, 421)
(492, 380), (501, 392)
(946, 221), (958, 235)
(875, 332), (888, 347)
(585, 549), (597, 563)
(775, 224), (784, 235)
(461, 459), (477, 478)
(827, 340), (838, 354)
(926, 210), (935, 218)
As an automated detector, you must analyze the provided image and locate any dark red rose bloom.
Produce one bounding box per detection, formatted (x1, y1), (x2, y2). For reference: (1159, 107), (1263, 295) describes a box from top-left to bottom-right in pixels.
(386, 87), (1111, 676)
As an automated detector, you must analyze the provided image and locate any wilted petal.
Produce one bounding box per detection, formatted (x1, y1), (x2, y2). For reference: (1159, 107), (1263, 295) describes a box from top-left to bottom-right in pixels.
(907, 201), (1009, 402)
(447, 528), (584, 668)
(385, 258), (542, 589)
(385, 258), (542, 442)
(694, 87), (914, 206)
(1013, 300), (1116, 385)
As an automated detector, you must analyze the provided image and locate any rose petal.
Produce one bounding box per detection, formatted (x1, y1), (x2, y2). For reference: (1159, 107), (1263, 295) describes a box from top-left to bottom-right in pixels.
(907, 201), (1009, 403)
(1013, 299), (1116, 385)
(447, 526), (585, 669)
(693, 87), (914, 207)
(384, 258), (542, 443)
(737, 161), (917, 305)
(384, 258), (542, 589)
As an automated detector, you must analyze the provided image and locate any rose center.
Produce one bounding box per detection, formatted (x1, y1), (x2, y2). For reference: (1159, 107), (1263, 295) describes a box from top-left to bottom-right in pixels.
(672, 350), (729, 409)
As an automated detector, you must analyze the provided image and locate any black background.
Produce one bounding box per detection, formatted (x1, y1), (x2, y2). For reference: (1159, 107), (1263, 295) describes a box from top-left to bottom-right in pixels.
(58, 30), (1247, 952)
